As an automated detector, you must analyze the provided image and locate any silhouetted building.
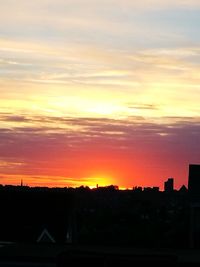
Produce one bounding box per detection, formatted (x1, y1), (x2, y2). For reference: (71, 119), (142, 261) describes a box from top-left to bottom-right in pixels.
(153, 187), (159, 192)
(188, 164), (200, 248)
(143, 187), (159, 192)
(179, 185), (188, 194)
(0, 181), (190, 249)
(188, 164), (200, 196)
(189, 203), (200, 248)
(164, 178), (174, 193)
(132, 186), (142, 192)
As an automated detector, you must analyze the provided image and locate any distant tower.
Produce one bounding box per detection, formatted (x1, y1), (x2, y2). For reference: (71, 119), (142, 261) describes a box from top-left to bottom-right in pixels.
(188, 164), (200, 195)
(20, 179), (23, 187)
(164, 178), (174, 193)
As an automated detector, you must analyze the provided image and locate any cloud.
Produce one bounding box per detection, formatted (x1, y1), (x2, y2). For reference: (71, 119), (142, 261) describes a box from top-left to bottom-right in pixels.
(127, 104), (159, 110)
(0, 114), (199, 156)
(0, 114), (199, 188)
(0, 0), (200, 189)
(0, 115), (29, 122)
(0, 0), (199, 52)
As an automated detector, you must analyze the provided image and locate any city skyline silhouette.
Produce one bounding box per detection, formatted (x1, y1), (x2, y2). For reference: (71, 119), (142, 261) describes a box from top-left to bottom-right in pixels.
(0, 1), (200, 190)
(0, 163), (199, 266)
(0, 0), (200, 265)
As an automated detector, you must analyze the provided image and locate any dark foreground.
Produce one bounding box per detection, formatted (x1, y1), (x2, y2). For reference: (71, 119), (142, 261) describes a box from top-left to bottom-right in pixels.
(1, 243), (200, 267)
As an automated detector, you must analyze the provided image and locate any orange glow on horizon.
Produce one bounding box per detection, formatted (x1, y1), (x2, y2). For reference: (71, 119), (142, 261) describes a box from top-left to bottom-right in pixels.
(0, 173), (115, 189)
(83, 175), (114, 188)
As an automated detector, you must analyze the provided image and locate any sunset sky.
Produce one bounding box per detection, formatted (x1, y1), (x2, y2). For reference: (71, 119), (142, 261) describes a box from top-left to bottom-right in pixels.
(0, 0), (200, 189)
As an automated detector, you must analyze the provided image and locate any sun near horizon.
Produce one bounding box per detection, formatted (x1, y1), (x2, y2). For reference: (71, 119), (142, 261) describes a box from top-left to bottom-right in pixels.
(0, 0), (200, 190)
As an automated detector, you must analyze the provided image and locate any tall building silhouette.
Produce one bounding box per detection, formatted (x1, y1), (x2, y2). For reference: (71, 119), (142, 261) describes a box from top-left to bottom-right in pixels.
(164, 178), (174, 193)
(188, 164), (200, 248)
(188, 164), (200, 195)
